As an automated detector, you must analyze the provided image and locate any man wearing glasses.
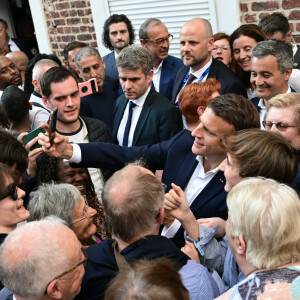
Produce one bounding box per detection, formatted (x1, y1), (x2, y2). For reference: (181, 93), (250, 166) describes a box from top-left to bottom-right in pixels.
(0, 217), (86, 300)
(139, 18), (183, 100)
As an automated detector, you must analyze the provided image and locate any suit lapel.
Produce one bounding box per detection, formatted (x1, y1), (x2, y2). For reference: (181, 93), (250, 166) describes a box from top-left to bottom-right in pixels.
(112, 96), (128, 141)
(173, 151), (198, 189)
(172, 66), (189, 102)
(190, 170), (226, 213)
(132, 90), (154, 146)
(160, 57), (171, 96)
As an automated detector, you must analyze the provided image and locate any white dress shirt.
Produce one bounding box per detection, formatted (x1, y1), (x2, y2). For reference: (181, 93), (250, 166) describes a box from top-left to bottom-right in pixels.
(162, 155), (220, 238)
(152, 60), (163, 92)
(117, 86), (151, 147)
(8, 38), (20, 52)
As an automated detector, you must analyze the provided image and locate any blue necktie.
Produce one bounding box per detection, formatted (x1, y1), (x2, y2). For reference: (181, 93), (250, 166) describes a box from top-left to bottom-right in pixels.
(122, 101), (136, 146)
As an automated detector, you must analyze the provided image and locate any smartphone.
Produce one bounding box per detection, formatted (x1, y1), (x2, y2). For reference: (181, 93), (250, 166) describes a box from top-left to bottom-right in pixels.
(47, 107), (58, 145)
(22, 127), (46, 151)
(78, 78), (99, 97)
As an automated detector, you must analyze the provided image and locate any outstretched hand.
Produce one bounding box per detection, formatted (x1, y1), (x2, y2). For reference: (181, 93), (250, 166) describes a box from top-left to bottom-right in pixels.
(38, 123), (73, 159)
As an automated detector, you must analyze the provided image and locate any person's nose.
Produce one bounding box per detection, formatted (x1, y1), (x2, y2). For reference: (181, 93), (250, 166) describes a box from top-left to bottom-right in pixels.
(219, 158), (226, 171)
(191, 123), (203, 138)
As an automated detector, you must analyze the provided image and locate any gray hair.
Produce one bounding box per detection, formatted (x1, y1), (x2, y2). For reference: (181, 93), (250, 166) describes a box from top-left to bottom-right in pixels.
(252, 39), (293, 72)
(28, 182), (81, 226)
(102, 164), (164, 243)
(139, 18), (163, 40)
(32, 59), (59, 81)
(116, 45), (153, 76)
(74, 46), (101, 69)
(0, 216), (80, 298)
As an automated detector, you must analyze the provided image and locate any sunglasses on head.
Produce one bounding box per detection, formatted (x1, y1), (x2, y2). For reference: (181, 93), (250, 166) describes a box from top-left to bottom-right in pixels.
(0, 184), (18, 201)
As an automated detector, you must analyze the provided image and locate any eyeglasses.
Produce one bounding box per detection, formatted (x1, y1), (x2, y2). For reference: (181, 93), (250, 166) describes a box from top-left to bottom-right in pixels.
(212, 45), (230, 51)
(44, 248), (88, 294)
(0, 184), (18, 201)
(144, 34), (173, 46)
(262, 121), (297, 131)
(70, 196), (94, 226)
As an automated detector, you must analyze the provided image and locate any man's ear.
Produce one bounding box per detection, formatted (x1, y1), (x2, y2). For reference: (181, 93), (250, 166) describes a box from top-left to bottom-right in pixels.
(284, 66), (293, 81)
(140, 39), (147, 48)
(32, 79), (38, 91)
(286, 31), (292, 44)
(147, 69), (154, 82)
(101, 58), (106, 69)
(207, 37), (214, 52)
(157, 206), (164, 225)
(42, 96), (51, 109)
(46, 280), (63, 299)
(64, 60), (69, 69)
(197, 106), (205, 116)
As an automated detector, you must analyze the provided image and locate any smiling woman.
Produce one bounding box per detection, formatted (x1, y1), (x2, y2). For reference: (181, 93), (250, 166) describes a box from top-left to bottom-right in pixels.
(0, 162), (29, 246)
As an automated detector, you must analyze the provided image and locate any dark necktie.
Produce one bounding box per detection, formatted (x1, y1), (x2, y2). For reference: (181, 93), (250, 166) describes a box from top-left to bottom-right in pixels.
(186, 73), (197, 86)
(122, 101), (136, 147)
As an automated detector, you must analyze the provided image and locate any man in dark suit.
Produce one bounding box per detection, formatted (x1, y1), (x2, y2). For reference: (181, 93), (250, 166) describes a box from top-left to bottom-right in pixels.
(250, 39), (293, 128)
(102, 14), (135, 96)
(172, 18), (247, 104)
(39, 94), (260, 248)
(112, 45), (182, 147)
(139, 18), (183, 100)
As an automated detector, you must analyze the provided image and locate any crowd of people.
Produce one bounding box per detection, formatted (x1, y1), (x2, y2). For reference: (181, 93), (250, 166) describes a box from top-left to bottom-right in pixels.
(0, 11), (299, 300)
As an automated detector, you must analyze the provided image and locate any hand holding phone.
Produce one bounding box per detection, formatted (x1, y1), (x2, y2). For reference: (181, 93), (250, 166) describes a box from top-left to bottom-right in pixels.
(22, 127), (46, 151)
(47, 107), (58, 145)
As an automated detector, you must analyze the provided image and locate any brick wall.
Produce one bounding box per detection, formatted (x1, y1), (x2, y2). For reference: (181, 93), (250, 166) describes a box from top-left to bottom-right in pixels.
(43, 0), (97, 61)
(239, 0), (300, 43)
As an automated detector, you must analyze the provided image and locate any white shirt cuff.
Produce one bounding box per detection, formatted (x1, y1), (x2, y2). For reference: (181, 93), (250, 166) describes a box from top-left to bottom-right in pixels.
(161, 219), (181, 238)
(68, 144), (82, 163)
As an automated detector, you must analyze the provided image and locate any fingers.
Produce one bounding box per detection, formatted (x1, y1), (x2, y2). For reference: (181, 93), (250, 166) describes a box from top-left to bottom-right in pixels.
(28, 147), (44, 158)
(18, 132), (27, 143)
(40, 123), (50, 131)
(171, 183), (185, 196)
(181, 241), (200, 263)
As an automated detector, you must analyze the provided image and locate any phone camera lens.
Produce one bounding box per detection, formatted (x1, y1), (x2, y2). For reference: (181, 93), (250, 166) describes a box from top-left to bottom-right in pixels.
(81, 86), (88, 93)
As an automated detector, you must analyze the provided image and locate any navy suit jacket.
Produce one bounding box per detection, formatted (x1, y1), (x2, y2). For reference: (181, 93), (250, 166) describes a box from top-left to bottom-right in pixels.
(103, 51), (123, 96)
(159, 55), (183, 100)
(72, 130), (228, 248)
(112, 87), (183, 146)
(171, 58), (248, 102)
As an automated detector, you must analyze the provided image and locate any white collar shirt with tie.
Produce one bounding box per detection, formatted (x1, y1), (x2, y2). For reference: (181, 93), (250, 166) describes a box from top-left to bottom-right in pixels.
(117, 86), (151, 147)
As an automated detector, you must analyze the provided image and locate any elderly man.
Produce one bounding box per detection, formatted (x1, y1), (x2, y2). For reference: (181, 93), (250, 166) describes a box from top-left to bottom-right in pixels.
(139, 18), (183, 100)
(102, 14), (135, 96)
(75, 163), (220, 300)
(216, 178), (300, 299)
(75, 46), (117, 130)
(38, 94), (260, 248)
(250, 39), (294, 127)
(0, 217), (86, 300)
(112, 45), (182, 146)
(264, 92), (300, 194)
(172, 18), (247, 103)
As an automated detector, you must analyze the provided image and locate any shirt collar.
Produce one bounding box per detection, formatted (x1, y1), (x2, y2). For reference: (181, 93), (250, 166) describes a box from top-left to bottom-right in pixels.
(153, 60), (163, 73)
(130, 86), (151, 107)
(195, 155), (220, 174)
(258, 86), (291, 107)
(190, 56), (212, 79)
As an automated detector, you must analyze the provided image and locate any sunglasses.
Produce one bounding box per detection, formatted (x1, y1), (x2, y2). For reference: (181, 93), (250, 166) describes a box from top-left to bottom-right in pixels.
(262, 121), (297, 132)
(0, 184), (18, 201)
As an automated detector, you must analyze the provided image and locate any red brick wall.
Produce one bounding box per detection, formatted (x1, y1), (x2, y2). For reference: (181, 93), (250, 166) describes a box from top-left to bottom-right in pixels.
(43, 0), (98, 61)
(239, 0), (300, 43)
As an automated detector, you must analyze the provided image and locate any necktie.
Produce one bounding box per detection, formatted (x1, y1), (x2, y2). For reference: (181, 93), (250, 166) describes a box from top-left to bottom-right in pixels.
(186, 73), (197, 86)
(122, 101), (136, 147)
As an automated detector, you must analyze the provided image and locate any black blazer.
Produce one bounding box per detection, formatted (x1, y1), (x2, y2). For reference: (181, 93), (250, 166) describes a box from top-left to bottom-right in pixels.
(172, 58), (248, 102)
(112, 87), (183, 146)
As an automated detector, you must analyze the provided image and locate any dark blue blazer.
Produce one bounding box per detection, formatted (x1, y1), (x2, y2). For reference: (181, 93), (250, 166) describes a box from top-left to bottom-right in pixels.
(171, 58), (248, 102)
(72, 130), (228, 248)
(103, 51), (123, 96)
(159, 55), (183, 100)
(112, 87), (183, 146)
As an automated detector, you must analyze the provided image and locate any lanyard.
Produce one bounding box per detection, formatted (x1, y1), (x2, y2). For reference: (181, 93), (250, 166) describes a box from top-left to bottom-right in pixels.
(180, 64), (212, 91)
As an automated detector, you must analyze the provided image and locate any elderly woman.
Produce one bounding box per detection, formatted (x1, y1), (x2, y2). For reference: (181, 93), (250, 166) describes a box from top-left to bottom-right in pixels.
(216, 178), (300, 299)
(164, 129), (298, 290)
(28, 182), (98, 246)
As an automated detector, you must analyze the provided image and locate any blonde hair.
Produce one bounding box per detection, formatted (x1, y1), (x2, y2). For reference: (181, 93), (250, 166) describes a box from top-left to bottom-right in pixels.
(227, 177), (300, 269)
(266, 93), (300, 130)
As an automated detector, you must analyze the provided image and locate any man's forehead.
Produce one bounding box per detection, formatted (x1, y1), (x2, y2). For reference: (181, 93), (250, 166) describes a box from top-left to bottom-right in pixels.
(78, 55), (101, 67)
(251, 55), (278, 69)
(118, 67), (144, 76)
(109, 22), (128, 31)
(49, 77), (78, 95)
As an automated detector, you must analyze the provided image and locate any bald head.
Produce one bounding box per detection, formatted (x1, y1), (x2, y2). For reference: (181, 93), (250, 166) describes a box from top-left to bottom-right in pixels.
(6, 51), (28, 85)
(32, 59), (59, 94)
(102, 163), (165, 243)
(0, 217), (83, 299)
(179, 18), (214, 72)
